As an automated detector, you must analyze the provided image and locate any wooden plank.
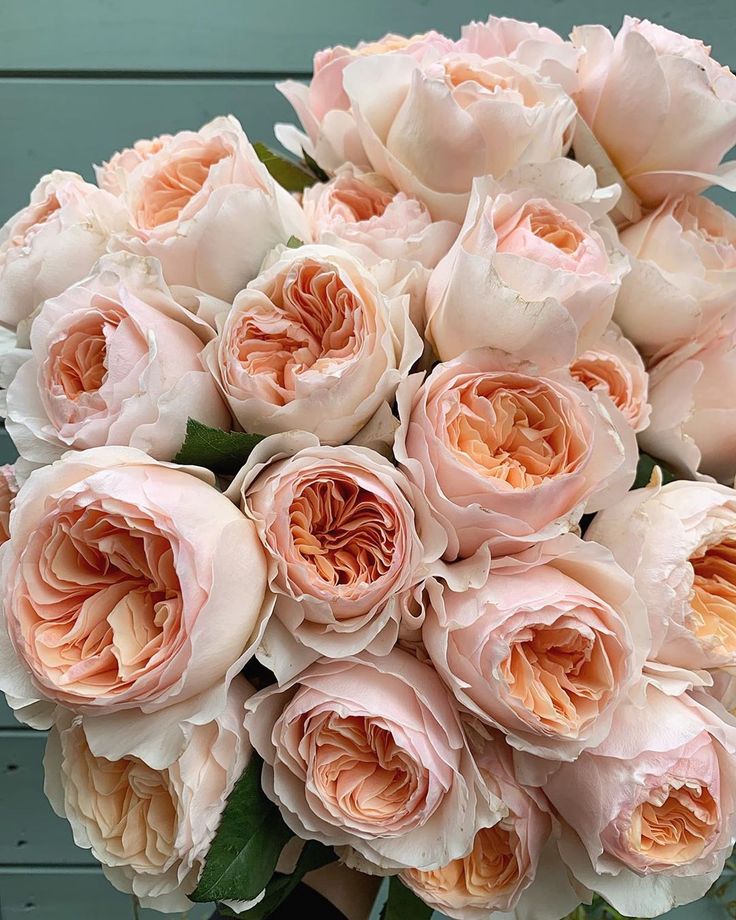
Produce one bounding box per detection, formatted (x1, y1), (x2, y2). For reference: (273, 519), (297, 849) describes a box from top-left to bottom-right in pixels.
(0, 0), (733, 74)
(0, 78), (293, 222)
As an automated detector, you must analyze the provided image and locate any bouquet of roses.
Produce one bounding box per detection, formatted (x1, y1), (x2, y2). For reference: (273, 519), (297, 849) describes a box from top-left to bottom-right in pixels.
(1, 11), (736, 920)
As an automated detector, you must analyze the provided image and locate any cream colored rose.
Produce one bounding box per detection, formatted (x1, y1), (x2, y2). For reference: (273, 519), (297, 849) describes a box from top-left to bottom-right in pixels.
(44, 679), (253, 912)
(203, 243), (422, 445)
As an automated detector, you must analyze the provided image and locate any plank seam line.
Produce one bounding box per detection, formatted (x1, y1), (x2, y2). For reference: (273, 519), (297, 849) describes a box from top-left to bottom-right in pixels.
(0, 70), (309, 81)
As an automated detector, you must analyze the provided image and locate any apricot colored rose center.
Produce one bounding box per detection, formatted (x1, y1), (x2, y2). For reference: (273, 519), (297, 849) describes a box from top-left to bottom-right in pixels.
(289, 475), (398, 593)
(137, 140), (228, 228)
(444, 60), (537, 107)
(49, 312), (118, 401)
(328, 179), (393, 223)
(571, 352), (631, 418)
(446, 375), (587, 489)
(355, 33), (430, 56)
(501, 623), (614, 735)
(690, 539), (736, 656)
(628, 784), (718, 866)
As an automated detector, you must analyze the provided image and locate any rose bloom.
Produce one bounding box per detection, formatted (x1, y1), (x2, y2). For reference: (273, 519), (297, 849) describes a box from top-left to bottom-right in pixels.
(235, 432), (445, 681)
(0, 170), (128, 332)
(45, 678), (253, 912)
(638, 309), (736, 482)
(570, 323), (651, 433)
(0, 447), (269, 734)
(395, 348), (637, 559)
(0, 464), (17, 543)
(423, 534), (648, 761)
(425, 159), (628, 365)
(401, 729), (555, 919)
(96, 133), (174, 195)
(110, 116), (308, 301)
(614, 195), (736, 361)
(276, 31), (454, 173)
(203, 243), (422, 445)
(243, 649), (504, 871)
(341, 50), (577, 221)
(546, 684), (736, 917)
(587, 478), (736, 672)
(572, 17), (736, 209)
(5, 252), (230, 467)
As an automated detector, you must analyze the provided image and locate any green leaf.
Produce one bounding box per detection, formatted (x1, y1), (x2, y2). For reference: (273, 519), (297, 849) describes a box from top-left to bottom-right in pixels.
(190, 755), (293, 903)
(633, 452), (678, 491)
(380, 877), (432, 920)
(173, 419), (264, 475)
(302, 148), (330, 183)
(229, 839), (337, 919)
(254, 142), (318, 192)
(286, 235), (304, 249)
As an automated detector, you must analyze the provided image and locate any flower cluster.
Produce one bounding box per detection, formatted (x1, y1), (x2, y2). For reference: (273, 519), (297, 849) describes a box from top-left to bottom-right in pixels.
(1, 12), (736, 920)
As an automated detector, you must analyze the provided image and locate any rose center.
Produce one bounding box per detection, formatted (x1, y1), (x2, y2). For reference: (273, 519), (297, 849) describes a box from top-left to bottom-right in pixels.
(689, 539), (736, 657)
(628, 784), (718, 866)
(329, 181), (393, 223)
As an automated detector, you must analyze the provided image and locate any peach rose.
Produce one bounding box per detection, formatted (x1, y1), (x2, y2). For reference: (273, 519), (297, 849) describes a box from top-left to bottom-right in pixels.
(425, 160), (628, 365)
(401, 730), (555, 919)
(615, 195), (736, 361)
(587, 478), (736, 672)
(203, 243), (422, 445)
(229, 432), (446, 681)
(111, 116), (308, 301)
(96, 134), (174, 195)
(395, 349), (637, 558)
(0, 171), (128, 331)
(5, 252), (230, 467)
(44, 678), (253, 912)
(342, 50), (577, 221)
(638, 309), (736, 482)
(276, 31), (454, 174)
(457, 15), (579, 93)
(570, 323), (651, 433)
(546, 684), (736, 917)
(423, 534), (648, 760)
(0, 447), (269, 735)
(0, 464), (17, 543)
(243, 649), (504, 871)
(572, 17), (736, 210)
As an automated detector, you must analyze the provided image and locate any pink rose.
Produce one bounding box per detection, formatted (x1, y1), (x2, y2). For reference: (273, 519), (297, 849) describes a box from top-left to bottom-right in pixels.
(0, 464), (17, 544)
(614, 194), (736, 361)
(0, 447), (269, 734)
(276, 31), (454, 173)
(44, 678), (253, 912)
(231, 432), (445, 680)
(401, 729), (557, 919)
(587, 478), (736, 671)
(342, 51), (577, 221)
(423, 534), (648, 760)
(570, 323), (651, 433)
(546, 684), (736, 917)
(203, 243), (422, 445)
(243, 649), (504, 871)
(96, 134), (174, 195)
(572, 17), (736, 210)
(638, 309), (736, 482)
(425, 160), (628, 365)
(0, 171), (128, 331)
(395, 349), (637, 558)
(5, 252), (230, 466)
(111, 116), (308, 301)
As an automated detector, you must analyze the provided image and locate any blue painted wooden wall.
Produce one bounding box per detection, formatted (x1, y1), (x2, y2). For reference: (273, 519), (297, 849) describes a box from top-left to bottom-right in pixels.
(0, 1), (734, 917)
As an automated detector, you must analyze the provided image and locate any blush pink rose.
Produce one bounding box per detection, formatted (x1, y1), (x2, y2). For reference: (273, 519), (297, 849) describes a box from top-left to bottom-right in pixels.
(203, 243), (422, 445)
(96, 134), (174, 195)
(615, 195), (736, 361)
(423, 534), (648, 761)
(570, 323), (651, 433)
(111, 116), (308, 301)
(546, 684), (736, 917)
(0, 447), (269, 732)
(232, 432), (446, 681)
(395, 349), (637, 558)
(587, 478), (736, 672)
(425, 160), (628, 365)
(572, 17), (736, 210)
(44, 678), (253, 912)
(243, 649), (504, 872)
(0, 464), (17, 544)
(276, 31), (454, 174)
(342, 50), (577, 221)
(5, 252), (230, 467)
(638, 309), (736, 482)
(0, 171), (128, 331)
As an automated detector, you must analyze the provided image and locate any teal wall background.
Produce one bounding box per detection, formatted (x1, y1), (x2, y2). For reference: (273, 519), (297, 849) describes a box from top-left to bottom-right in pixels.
(0, 1), (734, 917)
